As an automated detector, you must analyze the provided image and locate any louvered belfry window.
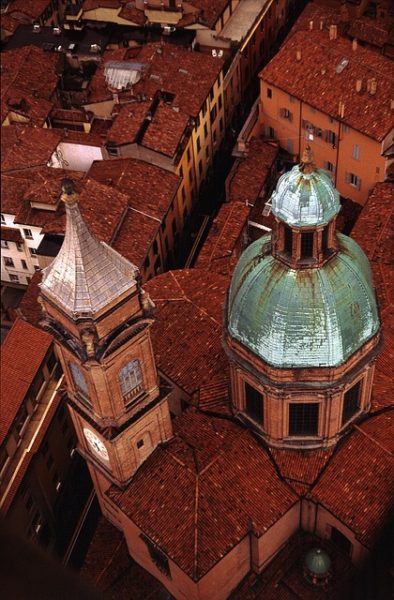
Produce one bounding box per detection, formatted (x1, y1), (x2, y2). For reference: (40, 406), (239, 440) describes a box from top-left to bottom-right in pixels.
(69, 363), (90, 403)
(119, 359), (143, 402)
(289, 403), (319, 436)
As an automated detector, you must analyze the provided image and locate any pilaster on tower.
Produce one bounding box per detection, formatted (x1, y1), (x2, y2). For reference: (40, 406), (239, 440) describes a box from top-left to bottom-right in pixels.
(39, 180), (173, 496)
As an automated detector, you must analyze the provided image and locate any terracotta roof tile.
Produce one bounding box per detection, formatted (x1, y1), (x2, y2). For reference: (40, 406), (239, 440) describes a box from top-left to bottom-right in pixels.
(7, 0), (53, 20)
(1, 172), (32, 215)
(107, 100), (151, 145)
(1, 45), (59, 125)
(1, 125), (62, 172)
(190, 0), (228, 29)
(348, 18), (393, 49)
(270, 448), (334, 487)
(227, 140), (278, 204)
(260, 30), (394, 141)
(112, 207), (158, 269)
(141, 103), (189, 157)
(196, 371), (232, 416)
(18, 271), (43, 326)
(309, 411), (394, 548)
(108, 412), (298, 579)
(145, 270), (229, 395)
(118, 3), (147, 25)
(1, 226), (23, 242)
(88, 157), (180, 221)
(0, 14), (21, 34)
(0, 318), (52, 444)
(195, 201), (249, 275)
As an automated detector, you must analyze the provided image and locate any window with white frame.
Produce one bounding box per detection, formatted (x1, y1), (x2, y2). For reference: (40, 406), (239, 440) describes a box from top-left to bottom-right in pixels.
(16, 241), (23, 252)
(23, 228), (33, 239)
(345, 172), (361, 190)
(30, 248), (38, 256)
(10, 274), (19, 282)
(1, 214), (5, 223)
(279, 107), (292, 121)
(324, 161), (335, 173)
(352, 144), (360, 160)
(119, 359), (143, 403)
(1, 240), (8, 248)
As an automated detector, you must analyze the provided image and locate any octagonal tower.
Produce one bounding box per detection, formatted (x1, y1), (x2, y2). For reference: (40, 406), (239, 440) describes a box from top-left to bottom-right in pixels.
(224, 147), (381, 449)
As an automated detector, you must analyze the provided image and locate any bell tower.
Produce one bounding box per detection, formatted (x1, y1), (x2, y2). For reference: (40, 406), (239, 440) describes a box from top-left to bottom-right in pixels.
(39, 180), (173, 502)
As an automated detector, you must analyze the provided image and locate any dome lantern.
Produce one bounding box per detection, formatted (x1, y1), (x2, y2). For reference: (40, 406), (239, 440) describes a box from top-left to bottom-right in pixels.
(303, 548), (332, 586)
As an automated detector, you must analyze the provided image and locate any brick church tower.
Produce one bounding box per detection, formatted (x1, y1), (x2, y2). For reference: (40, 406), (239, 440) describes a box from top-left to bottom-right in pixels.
(224, 147), (381, 449)
(39, 180), (173, 505)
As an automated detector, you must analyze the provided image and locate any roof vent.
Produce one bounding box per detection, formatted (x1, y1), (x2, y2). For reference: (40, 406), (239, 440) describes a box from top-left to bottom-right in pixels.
(329, 24), (337, 40)
(53, 26), (61, 35)
(309, 20), (314, 30)
(163, 25), (175, 35)
(355, 79), (362, 92)
(296, 49), (302, 61)
(338, 101), (345, 118)
(352, 38), (358, 51)
(335, 58), (349, 74)
(178, 68), (188, 75)
(33, 23), (41, 33)
(319, 19), (324, 30)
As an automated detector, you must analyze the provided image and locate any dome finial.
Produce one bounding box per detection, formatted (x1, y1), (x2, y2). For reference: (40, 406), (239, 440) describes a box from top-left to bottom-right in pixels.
(300, 145), (316, 174)
(61, 178), (78, 205)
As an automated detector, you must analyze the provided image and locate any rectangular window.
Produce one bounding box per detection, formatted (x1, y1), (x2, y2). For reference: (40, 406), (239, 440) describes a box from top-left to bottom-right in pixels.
(267, 88), (272, 98)
(198, 160), (203, 176)
(352, 144), (360, 160)
(210, 105), (217, 124)
(331, 527), (352, 556)
(245, 382), (264, 425)
(322, 226), (329, 253)
(3, 256), (14, 267)
(152, 240), (158, 255)
(189, 169), (193, 185)
(107, 146), (119, 157)
(204, 123), (208, 139)
(0, 214), (5, 223)
(284, 225), (293, 254)
(187, 148), (191, 163)
(324, 161), (335, 173)
(301, 232), (314, 258)
(1, 240), (8, 248)
(196, 136), (201, 152)
(202, 100), (207, 118)
(342, 381), (361, 425)
(345, 172), (361, 190)
(219, 118), (224, 133)
(16, 241), (23, 252)
(21, 259), (28, 270)
(324, 130), (337, 146)
(218, 94), (222, 110)
(30, 248), (38, 256)
(179, 165), (183, 178)
(289, 403), (319, 436)
(209, 89), (214, 102)
(10, 274), (19, 282)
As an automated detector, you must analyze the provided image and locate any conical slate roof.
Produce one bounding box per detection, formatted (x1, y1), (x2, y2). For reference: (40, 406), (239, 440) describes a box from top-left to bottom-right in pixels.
(40, 181), (138, 317)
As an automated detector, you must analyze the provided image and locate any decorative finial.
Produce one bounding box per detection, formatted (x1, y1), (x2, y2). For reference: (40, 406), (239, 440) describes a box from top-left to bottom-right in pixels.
(61, 178), (78, 204)
(300, 145), (316, 174)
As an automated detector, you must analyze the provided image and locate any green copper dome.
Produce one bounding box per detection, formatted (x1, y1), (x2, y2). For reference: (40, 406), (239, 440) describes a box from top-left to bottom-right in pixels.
(304, 548), (332, 575)
(227, 233), (380, 368)
(271, 164), (340, 227)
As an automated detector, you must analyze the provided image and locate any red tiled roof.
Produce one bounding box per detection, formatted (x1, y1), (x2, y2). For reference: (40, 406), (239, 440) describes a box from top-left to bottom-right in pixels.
(22, 167), (84, 207)
(1, 226), (23, 242)
(118, 3), (146, 25)
(82, 0), (120, 10)
(18, 271), (43, 327)
(87, 157), (180, 222)
(7, 0), (53, 20)
(112, 207), (158, 269)
(196, 371), (231, 416)
(351, 182), (394, 313)
(88, 43), (224, 118)
(227, 140), (278, 204)
(1, 126), (62, 172)
(1, 45), (59, 125)
(108, 411), (298, 579)
(190, 0), (228, 29)
(141, 103), (189, 158)
(14, 178), (127, 243)
(195, 201), (249, 275)
(309, 410), (394, 548)
(348, 17), (392, 49)
(145, 270), (229, 395)
(107, 100), (151, 145)
(0, 319), (52, 445)
(270, 448), (334, 486)
(0, 14), (21, 34)
(260, 30), (394, 141)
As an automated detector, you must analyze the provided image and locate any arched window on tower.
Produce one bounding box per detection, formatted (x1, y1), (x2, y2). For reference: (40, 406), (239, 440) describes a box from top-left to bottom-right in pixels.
(69, 363), (91, 405)
(119, 359), (143, 403)
(284, 225), (293, 255)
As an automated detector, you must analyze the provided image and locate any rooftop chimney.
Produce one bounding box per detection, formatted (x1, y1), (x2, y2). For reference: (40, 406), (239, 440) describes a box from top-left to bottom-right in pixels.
(338, 101), (345, 119)
(319, 19), (324, 30)
(329, 24), (337, 40)
(296, 49), (302, 61)
(355, 79), (362, 93)
(352, 38), (358, 51)
(309, 20), (314, 30)
(370, 78), (377, 95)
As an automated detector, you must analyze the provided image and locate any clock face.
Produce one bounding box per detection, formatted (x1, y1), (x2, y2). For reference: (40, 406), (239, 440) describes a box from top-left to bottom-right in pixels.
(83, 428), (109, 462)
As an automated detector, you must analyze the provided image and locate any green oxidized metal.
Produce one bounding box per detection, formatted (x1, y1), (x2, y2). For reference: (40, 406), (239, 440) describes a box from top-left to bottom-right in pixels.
(304, 548), (332, 575)
(227, 233), (380, 368)
(271, 165), (340, 227)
